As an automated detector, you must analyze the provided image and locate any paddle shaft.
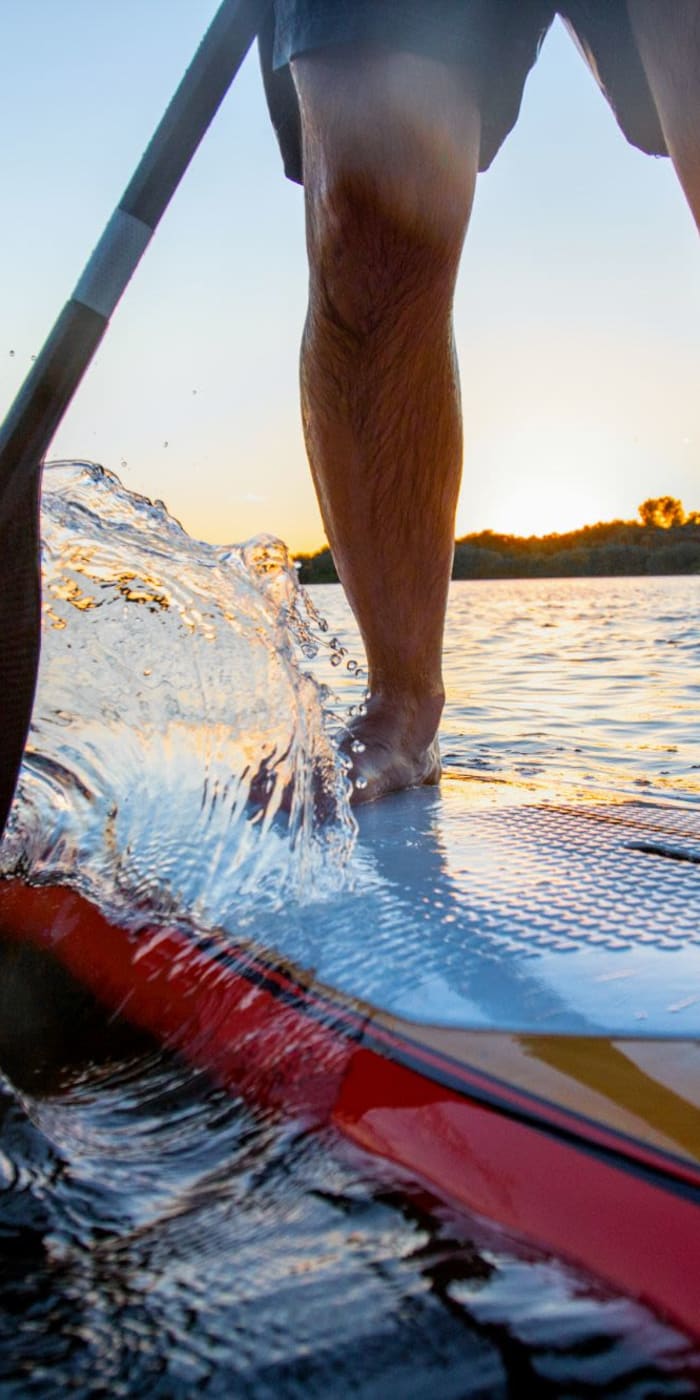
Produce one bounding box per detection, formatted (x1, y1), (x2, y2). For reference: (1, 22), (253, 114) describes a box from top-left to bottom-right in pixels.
(0, 0), (265, 838)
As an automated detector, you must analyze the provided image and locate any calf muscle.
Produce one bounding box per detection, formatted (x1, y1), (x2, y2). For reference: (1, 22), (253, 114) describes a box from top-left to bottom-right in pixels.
(293, 47), (481, 796)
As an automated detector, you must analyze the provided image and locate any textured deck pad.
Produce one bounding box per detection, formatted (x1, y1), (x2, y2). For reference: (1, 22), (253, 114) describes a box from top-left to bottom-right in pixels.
(251, 777), (700, 1037)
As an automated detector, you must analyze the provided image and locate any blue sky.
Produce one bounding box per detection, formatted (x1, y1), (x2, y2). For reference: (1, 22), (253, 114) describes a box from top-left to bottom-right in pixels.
(1, 1), (698, 547)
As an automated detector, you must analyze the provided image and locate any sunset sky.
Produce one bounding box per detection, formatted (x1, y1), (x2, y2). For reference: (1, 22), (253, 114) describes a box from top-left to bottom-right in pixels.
(1, 0), (698, 550)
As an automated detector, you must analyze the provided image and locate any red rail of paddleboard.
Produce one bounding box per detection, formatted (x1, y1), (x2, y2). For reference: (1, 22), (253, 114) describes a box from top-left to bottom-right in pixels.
(0, 877), (698, 1339)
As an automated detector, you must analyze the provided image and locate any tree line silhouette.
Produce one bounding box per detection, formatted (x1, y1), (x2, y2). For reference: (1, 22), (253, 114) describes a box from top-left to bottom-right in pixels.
(296, 498), (700, 584)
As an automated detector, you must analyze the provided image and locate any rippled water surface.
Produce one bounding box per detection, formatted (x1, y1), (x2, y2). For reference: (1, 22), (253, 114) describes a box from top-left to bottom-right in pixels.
(310, 574), (700, 806)
(1, 466), (699, 1395)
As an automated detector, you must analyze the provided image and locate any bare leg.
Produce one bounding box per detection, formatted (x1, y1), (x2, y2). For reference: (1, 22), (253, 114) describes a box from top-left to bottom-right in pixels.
(292, 47), (481, 801)
(627, 0), (700, 228)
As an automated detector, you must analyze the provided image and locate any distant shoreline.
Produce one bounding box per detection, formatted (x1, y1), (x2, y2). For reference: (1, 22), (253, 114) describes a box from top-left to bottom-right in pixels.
(296, 517), (700, 584)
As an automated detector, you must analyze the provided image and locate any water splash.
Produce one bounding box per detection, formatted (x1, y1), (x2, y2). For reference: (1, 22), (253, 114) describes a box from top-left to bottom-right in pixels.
(0, 461), (356, 929)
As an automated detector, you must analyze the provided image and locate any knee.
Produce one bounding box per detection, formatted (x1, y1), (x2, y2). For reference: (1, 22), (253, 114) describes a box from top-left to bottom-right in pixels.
(305, 161), (469, 340)
(296, 49), (479, 339)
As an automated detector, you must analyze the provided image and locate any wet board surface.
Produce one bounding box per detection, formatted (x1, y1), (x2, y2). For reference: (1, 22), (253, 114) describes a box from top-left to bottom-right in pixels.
(252, 775), (700, 1040)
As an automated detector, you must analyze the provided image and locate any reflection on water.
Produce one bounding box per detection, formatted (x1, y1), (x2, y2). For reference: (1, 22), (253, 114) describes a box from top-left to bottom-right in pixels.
(444, 575), (700, 804)
(1, 466), (699, 1393)
(1, 1035), (698, 1397)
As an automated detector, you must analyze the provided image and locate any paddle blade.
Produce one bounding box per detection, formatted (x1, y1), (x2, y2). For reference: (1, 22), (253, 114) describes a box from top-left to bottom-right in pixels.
(0, 471), (41, 836)
(0, 301), (108, 840)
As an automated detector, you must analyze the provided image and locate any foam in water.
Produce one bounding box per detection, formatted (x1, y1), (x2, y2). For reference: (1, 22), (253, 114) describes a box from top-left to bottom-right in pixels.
(0, 461), (356, 929)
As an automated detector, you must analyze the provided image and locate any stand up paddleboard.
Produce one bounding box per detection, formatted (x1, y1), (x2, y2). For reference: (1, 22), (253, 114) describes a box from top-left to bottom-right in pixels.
(1, 775), (699, 1336)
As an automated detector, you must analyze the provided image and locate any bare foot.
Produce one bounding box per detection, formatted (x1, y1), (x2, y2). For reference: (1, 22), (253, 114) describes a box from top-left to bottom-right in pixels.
(341, 692), (443, 804)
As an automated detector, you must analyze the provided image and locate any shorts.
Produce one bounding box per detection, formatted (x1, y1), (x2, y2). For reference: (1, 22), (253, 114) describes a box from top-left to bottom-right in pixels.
(258, 1), (668, 184)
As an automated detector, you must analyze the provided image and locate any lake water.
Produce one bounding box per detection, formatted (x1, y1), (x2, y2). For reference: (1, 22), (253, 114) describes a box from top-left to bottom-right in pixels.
(1, 471), (699, 1396)
(310, 574), (700, 810)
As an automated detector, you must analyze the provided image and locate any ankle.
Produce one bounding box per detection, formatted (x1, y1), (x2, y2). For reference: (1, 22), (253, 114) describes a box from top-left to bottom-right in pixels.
(363, 685), (445, 749)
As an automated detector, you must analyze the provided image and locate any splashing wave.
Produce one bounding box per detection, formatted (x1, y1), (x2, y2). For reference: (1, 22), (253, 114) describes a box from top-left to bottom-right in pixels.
(1, 461), (356, 928)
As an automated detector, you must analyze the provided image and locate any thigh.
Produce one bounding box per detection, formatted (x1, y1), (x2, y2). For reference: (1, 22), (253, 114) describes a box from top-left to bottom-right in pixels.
(626, 0), (700, 221)
(292, 44), (482, 229)
(260, 1), (556, 184)
(626, 0), (700, 123)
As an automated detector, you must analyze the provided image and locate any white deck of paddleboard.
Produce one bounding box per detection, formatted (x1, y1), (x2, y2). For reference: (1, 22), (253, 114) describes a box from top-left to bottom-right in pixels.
(249, 777), (700, 1038)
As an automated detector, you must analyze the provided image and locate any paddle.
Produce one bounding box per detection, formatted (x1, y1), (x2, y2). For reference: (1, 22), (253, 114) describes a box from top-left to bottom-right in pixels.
(0, 0), (266, 840)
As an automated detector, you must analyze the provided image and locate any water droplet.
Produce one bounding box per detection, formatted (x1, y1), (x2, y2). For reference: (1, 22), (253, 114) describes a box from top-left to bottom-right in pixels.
(346, 659), (357, 673)
(354, 776), (368, 790)
(330, 653), (342, 667)
(351, 740), (365, 754)
(9, 349), (14, 357)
